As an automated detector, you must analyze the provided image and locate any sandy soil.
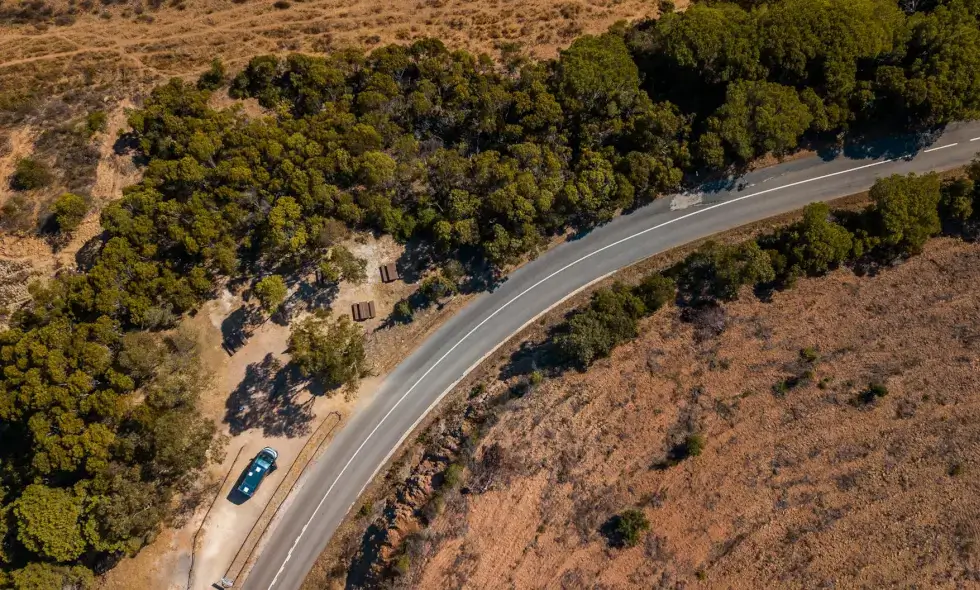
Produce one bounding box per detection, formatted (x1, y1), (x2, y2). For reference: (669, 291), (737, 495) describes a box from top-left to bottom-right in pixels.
(408, 237), (980, 589)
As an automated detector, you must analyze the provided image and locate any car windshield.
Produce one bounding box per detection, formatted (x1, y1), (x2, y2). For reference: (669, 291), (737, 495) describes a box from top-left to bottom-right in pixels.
(255, 456), (272, 470)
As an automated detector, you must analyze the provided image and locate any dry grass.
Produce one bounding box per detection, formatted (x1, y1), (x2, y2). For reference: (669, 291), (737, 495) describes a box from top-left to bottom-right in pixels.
(0, 0), (666, 121)
(412, 237), (980, 588)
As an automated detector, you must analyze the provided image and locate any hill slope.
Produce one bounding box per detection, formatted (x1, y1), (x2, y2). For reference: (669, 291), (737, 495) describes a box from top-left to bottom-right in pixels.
(413, 237), (980, 588)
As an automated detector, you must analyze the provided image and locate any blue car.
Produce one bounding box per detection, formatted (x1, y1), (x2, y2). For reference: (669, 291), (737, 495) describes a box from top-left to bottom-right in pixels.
(236, 447), (278, 499)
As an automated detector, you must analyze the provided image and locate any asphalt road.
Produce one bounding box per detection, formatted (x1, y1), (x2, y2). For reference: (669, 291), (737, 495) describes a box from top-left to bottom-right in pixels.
(243, 121), (980, 590)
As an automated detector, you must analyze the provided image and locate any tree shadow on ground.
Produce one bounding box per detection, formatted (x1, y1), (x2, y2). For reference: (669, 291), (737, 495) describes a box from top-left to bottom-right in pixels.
(395, 236), (436, 284)
(224, 353), (315, 438)
(221, 306), (260, 355)
(600, 514), (629, 548)
(496, 313), (576, 382)
(344, 521), (389, 589)
(826, 126), (944, 162)
(293, 276), (339, 313)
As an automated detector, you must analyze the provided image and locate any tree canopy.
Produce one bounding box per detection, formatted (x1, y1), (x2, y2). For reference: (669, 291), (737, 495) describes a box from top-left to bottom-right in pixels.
(287, 314), (367, 393)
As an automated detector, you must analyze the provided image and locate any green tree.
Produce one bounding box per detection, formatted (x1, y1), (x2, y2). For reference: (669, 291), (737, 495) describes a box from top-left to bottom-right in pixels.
(869, 173), (942, 255)
(676, 241), (775, 304)
(287, 314), (367, 392)
(555, 283), (647, 369)
(712, 80), (813, 163)
(320, 245), (367, 284)
(254, 275), (288, 313)
(14, 485), (87, 562)
(8, 563), (93, 590)
(10, 158), (52, 191)
(197, 58), (227, 91)
(764, 202), (854, 282)
(556, 33), (641, 118)
(419, 273), (459, 304)
(939, 177), (975, 223)
(890, 4), (980, 125)
(633, 273), (676, 311)
(52, 193), (90, 234)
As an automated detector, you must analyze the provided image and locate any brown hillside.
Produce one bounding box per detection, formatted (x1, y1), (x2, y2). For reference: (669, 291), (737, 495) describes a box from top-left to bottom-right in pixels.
(412, 237), (980, 589)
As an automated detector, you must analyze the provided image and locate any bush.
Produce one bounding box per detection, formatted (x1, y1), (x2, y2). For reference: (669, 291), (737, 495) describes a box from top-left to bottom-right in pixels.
(419, 273), (458, 303)
(441, 463), (464, 489)
(0, 194), (35, 232)
(799, 347), (819, 364)
(85, 110), (107, 136)
(761, 202), (854, 283)
(685, 433), (705, 458)
(675, 241), (775, 304)
(10, 157), (52, 191)
(634, 273), (675, 311)
(856, 381), (888, 404)
(393, 554), (410, 576)
(612, 509), (650, 548)
(52, 193), (89, 233)
(196, 58), (226, 91)
(393, 299), (414, 321)
(554, 283), (646, 369)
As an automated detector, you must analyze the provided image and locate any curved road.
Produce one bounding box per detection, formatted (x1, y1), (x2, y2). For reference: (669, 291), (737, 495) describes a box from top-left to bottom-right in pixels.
(244, 121), (980, 590)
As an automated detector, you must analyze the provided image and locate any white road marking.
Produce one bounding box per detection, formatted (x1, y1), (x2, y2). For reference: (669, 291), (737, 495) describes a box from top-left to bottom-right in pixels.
(263, 155), (899, 589)
(924, 143), (958, 152)
(971, 137), (980, 142)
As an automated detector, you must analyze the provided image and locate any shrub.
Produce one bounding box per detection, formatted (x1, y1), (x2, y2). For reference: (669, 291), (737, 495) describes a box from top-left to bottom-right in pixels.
(761, 202), (854, 283)
(85, 110), (107, 136)
(633, 273), (675, 311)
(613, 508), (650, 548)
(441, 463), (464, 489)
(799, 347), (819, 364)
(393, 299), (414, 321)
(685, 433), (706, 458)
(10, 157), (52, 190)
(676, 241), (775, 304)
(0, 194), (35, 232)
(856, 382), (888, 404)
(555, 283), (646, 369)
(196, 58), (226, 91)
(393, 554), (410, 576)
(419, 273), (458, 303)
(52, 192), (89, 233)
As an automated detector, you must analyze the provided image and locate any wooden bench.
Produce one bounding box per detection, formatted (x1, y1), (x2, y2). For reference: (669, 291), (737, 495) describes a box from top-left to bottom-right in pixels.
(351, 301), (376, 321)
(379, 262), (400, 283)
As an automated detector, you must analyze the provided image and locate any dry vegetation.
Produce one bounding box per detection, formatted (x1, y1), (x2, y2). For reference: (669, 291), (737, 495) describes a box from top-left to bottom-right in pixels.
(387, 236), (980, 588)
(0, 0), (664, 137)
